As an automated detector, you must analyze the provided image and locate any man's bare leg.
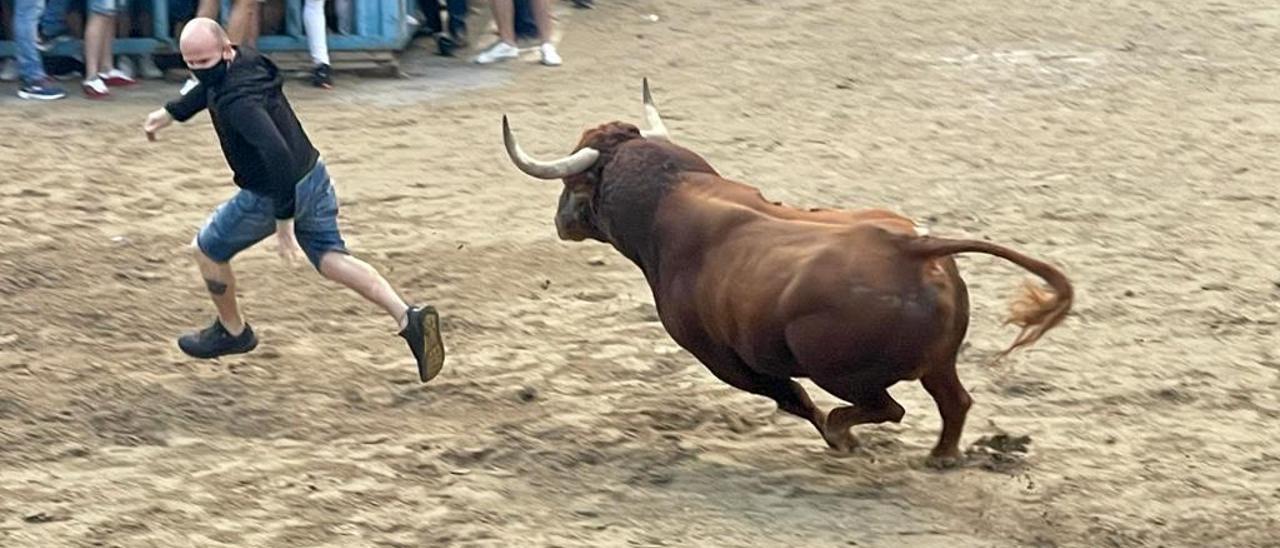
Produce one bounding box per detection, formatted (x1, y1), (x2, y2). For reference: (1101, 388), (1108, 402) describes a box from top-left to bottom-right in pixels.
(318, 251), (444, 382)
(178, 244), (258, 359)
(194, 246), (246, 335)
(531, 0), (554, 42)
(196, 0), (219, 19)
(97, 14), (117, 76)
(227, 0), (260, 47)
(491, 0), (516, 44)
(318, 252), (409, 329)
(83, 13), (110, 78)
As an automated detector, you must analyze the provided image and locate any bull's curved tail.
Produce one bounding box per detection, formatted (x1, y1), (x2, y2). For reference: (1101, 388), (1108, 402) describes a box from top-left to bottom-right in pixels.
(905, 236), (1074, 361)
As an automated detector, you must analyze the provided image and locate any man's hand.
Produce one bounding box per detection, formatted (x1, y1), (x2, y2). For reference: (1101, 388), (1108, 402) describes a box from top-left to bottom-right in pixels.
(275, 220), (304, 267)
(143, 108), (174, 141)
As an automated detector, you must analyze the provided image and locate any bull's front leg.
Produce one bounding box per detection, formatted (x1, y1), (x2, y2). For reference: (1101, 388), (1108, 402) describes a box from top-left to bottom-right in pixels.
(686, 343), (831, 443)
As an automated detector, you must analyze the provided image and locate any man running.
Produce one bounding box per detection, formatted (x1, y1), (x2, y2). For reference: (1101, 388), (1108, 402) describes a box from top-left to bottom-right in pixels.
(142, 18), (445, 383)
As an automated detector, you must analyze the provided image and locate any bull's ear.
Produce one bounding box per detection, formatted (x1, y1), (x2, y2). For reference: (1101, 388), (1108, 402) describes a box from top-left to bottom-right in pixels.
(569, 162), (602, 187)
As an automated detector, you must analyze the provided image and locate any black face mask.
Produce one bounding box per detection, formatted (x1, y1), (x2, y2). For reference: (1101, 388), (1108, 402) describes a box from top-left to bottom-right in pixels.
(192, 57), (228, 87)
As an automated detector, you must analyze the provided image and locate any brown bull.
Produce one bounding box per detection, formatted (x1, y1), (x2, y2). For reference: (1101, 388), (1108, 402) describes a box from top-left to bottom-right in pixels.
(502, 80), (1074, 467)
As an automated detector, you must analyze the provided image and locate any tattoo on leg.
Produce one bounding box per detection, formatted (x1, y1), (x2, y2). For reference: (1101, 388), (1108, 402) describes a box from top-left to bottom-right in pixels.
(204, 278), (229, 296)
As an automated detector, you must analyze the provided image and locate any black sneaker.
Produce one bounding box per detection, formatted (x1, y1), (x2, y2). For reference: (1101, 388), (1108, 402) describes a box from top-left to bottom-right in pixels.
(449, 25), (469, 49)
(17, 79), (66, 101)
(178, 319), (258, 359)
(311, 64), (334, 89)
(436, 34), (458, 57)
(399, 305), (445, 382)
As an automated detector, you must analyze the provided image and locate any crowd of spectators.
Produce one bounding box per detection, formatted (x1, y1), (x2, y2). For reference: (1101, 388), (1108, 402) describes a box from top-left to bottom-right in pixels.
(0, 0), (590, 100)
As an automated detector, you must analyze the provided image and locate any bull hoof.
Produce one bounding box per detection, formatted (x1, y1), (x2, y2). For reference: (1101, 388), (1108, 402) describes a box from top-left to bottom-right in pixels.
(822, 429), (859, 454)
(925, 453), (964, 470)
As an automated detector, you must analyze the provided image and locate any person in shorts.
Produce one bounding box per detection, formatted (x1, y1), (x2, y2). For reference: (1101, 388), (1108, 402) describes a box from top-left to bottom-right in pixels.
(81, 0), (138, 98)
(142, 18), (446, 383)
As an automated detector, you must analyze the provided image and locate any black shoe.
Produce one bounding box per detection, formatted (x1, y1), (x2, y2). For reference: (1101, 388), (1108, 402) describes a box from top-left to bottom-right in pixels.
(436, 34), (458, 57)
(448, 26), (469, 49)
(399, 305), (445, 383)
(311, 64), (334, 89)
(178, 319), (258, 359)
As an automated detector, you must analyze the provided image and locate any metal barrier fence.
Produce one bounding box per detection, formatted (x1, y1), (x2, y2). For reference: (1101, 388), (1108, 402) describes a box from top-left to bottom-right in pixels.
(0, 0), (411, 60)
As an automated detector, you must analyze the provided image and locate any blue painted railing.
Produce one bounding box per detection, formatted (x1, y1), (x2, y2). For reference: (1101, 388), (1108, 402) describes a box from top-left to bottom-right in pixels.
(0, 0), (411, 58)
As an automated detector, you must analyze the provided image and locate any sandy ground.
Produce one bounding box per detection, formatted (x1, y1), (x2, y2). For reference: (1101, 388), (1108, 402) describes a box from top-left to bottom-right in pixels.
(2, 0), (1279, 546)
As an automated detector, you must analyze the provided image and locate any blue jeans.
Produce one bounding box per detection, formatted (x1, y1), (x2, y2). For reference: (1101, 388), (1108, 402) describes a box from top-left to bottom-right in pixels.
(514, 0), (537, 39)
(196, 159), (349, 270)
(13, 0), (48, 84)
(420, 0), (468, 38)
(40, 0), (70, 38)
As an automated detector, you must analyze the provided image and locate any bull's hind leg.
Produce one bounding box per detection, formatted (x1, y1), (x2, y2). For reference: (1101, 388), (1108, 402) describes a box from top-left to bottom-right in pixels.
(695, 348), (829, 442)
(819, 389), (907, 453)
(921, 360), (972, 469)
(785, 317), (914, 452)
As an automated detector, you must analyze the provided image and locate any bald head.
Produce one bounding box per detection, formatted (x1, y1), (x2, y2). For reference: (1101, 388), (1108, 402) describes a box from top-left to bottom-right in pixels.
(180, 18), (232, 69)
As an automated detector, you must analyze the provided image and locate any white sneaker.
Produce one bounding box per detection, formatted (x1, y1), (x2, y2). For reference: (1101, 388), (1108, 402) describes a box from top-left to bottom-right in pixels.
(116, 55), (137, 79)
(540, 42), (562, 66)
(82, 77), (110, 99)
(138, 55), (164, 79)
(473, 41), (520, 64)
(179, 77), (200, 96)
(0, 59), (18, 82)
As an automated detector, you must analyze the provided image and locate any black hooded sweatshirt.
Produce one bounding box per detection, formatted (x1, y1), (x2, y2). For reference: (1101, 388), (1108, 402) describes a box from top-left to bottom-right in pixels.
(165, 47), (320, 220)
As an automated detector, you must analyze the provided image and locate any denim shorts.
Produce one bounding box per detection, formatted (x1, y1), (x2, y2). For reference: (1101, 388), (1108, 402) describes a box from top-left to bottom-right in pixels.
(89, 0), (126, 16)
(196, 158), (348, 270)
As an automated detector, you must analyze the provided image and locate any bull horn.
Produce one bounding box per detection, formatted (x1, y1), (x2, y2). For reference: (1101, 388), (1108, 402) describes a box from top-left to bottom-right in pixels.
(502, 115), (600, 180)
(639, 78), (670, 141)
